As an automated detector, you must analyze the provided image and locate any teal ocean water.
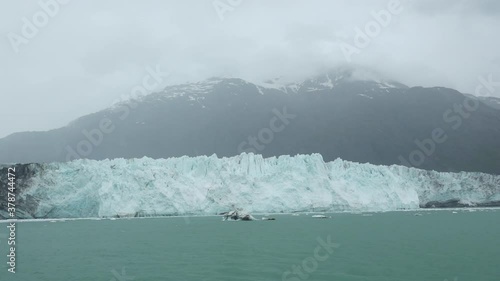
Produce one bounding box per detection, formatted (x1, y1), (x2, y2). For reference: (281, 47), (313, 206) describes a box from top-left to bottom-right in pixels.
(1, 210), (499, 281)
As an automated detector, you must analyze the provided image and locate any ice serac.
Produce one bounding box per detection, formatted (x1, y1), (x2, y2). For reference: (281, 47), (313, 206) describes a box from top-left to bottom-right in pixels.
(2, 153), (500, 219)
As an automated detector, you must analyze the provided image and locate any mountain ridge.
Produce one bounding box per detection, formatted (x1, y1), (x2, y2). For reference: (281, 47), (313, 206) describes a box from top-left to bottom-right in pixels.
(1, 70), (499, 174)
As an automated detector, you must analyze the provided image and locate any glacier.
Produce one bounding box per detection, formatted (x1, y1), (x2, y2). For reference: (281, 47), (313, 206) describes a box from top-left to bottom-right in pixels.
(5, 153), (500, 219)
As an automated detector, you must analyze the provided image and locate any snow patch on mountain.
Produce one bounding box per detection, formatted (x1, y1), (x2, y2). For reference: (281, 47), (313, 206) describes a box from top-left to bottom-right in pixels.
(358, 94), (374, 99)
(254, 77), (303, 94)
(104, 69), (409, 115)
(160, 78), (226, 98)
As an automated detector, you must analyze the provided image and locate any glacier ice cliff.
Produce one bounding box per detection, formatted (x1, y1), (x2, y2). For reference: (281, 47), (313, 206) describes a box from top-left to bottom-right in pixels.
(1, 153), (499, 219)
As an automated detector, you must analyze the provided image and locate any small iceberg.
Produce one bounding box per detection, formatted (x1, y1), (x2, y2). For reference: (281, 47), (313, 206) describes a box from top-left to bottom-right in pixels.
(221, 208), (256, 221)
(312, 214), (329, 219)
(261, 217), (276, 221)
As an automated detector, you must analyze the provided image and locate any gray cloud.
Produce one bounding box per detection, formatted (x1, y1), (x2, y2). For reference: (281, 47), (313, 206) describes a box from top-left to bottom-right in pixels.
(410, 0), (500, 16)
(1, 0), (499, 138)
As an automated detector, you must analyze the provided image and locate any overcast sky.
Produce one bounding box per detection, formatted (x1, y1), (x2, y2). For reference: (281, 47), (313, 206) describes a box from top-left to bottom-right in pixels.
(1, 0), (499, 138)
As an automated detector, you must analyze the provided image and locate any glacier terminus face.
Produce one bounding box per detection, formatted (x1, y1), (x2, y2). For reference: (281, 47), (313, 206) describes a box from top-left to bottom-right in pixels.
(3, 153), (500, 219)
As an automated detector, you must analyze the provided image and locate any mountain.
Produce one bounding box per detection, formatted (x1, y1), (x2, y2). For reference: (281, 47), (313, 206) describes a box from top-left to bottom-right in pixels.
(1, 69), (500, 174)
(1, 153), (499, 219)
